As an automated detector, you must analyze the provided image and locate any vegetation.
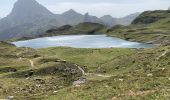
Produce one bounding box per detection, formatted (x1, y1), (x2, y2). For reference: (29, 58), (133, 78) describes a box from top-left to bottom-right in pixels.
(0, 41), (170, 99)
(0, 42), (83, 99)
(42, 22), (106, 37)
(1, 10), (170, 100)
(106, 10), (170, 45)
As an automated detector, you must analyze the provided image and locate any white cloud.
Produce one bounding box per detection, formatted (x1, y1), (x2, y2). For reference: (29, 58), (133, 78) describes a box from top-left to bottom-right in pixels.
(0, 0), (170, 18)
(44, 1), (170, 17)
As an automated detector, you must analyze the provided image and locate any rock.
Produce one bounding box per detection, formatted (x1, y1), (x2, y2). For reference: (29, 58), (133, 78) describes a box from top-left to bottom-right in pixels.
(55, 60), (67, 63)
(36, 84), (41, 87)
(160, 68), (165, 71)
(7, 96), (14, 100)
(53, 91), (58, 93)
(33, 77), (45, 84)
(73, 77), (86, 87)
(25, 70), (34, 77)
(168, 78), (170, 81)
(118, 79), (124, 81)
(147, 73), (153, 77)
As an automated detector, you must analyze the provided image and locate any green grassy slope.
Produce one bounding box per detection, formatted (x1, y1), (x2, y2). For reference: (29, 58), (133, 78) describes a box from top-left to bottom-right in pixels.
(106, 10), (170, 45)
(0, 42), (83, 99)
(0, 42), (170, 99)
(43, 22), (106, 37)
(39, 46), (170, 100)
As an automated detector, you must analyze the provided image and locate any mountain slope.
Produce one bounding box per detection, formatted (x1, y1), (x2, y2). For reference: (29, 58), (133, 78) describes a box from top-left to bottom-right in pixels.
(100, 13), (140, 27)
(1, 41), (169, 99)
(61, 9), (84, 25)
(100, 15), (118, 27)
(106, 10), (170, 45)
(43, 22), (106, 36)
(7, 0), (54, 25)
(0, 0), (64, 40)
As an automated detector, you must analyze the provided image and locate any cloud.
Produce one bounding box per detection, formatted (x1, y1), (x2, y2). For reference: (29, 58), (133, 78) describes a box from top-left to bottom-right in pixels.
(44, 0), (170, 17)
(0, 0), (170, 18)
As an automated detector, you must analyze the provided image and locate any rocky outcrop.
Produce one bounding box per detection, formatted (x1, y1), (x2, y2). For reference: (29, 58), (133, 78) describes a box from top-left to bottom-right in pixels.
(132, 10), (169, 24)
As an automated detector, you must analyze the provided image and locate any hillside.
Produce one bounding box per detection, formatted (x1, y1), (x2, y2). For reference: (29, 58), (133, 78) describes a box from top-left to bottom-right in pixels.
(101, 12), (140, 27)
(0, 42), (170, 99)
(0, 0), (64, 40)
(42, 22), (106, 37)
(106, 10), (170, 45)
(0, 42), (84, 99)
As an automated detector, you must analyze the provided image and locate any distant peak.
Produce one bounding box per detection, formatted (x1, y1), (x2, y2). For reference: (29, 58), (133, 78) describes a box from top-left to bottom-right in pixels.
(68, 9), (75, 12)
(16, 0), (37, 4)
(14, 0), (40, 8)
(66, 9), (77, 13)
(101, 15), (113, 18)
(168, 6), (170, 10)
(84, 13), (89, 16)
(8, 0), (53, 21)
(62, 9), (80, 15)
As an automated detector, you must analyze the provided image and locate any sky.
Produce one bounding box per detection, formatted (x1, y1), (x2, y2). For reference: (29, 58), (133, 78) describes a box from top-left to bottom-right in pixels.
(0, 0), (170, 18)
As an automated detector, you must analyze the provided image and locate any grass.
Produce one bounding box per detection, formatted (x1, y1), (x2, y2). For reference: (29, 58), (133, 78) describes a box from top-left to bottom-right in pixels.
(39, 46), (170, 100)
(43, 22), (106, 37)
(38, 47), (135, 74)
(0, 41), (170, 99)
(0, 17), (170, 99)
(106, 10), (170, 45)
(1, 10), (170, 100)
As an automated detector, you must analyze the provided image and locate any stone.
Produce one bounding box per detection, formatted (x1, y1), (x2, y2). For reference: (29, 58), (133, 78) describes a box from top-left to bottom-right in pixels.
(7, 96), (14, 100)
(147, 73), (153, 77)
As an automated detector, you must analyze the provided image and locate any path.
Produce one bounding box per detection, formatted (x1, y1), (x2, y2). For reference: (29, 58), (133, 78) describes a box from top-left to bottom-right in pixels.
(78, 66), (85, 75)
(85, 73), (112, 78)
(74, 64), (85, 75)
(74, 64), (112, 78)
(156, 50), (169, 60)
(29, 59), (34, 67)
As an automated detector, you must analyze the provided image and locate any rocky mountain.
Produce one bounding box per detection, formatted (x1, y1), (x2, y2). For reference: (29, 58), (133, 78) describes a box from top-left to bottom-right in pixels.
(0, 0), (64, 40)
(100, 15), (118, 27)
(61, 9), (84, 25)
(0, 0), (140, 40)
(100, 12), (140, 27)
(61, 10), (104, 25)
(7, 0), (54, 25)
(84, 13), (104, 24)
(119, 12), (141, 25)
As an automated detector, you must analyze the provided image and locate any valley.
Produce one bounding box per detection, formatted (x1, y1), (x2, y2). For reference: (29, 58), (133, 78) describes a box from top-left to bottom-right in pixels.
(0, 0), (170, 100)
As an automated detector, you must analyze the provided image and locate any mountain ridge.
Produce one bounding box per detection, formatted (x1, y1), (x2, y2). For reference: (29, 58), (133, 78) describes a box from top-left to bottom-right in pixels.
(106, 10), (170, 45)
(0, 0), (139, 40)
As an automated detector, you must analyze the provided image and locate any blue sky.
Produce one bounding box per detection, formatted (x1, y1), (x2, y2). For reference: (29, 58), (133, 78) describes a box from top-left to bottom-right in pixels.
(0, 0), (170, 18)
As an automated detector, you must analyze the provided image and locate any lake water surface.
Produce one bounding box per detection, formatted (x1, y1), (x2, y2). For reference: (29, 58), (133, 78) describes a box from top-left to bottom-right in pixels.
(13, 35), (155, 49)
